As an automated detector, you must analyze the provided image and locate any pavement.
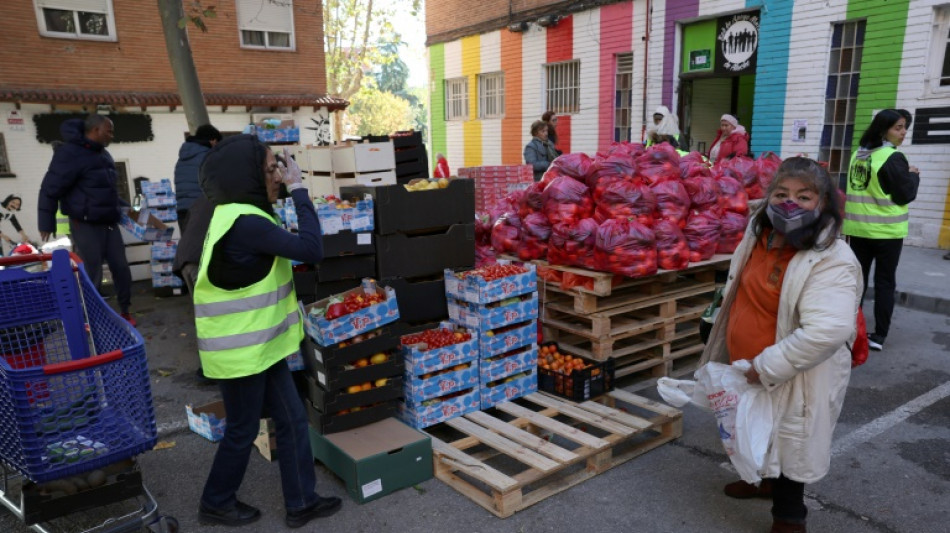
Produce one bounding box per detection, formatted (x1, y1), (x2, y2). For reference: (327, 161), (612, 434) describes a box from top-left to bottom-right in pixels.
(2, 245), (949, 532)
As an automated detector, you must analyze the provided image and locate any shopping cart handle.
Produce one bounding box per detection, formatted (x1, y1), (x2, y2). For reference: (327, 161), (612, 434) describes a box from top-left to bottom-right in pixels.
(43, 348), (124, 375)
(0, 252), (82, 267)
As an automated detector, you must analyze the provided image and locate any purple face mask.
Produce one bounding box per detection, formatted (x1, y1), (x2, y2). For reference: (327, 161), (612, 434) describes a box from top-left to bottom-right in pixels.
(766, 200), (821, 234)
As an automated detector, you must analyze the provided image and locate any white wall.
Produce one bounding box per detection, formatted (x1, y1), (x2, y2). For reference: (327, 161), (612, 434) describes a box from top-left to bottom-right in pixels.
(480, 31), (503, 164)
(572, 9), (601, 154)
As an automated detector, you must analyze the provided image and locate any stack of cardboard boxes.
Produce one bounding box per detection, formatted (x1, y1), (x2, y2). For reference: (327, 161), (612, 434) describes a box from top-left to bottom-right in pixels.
(459, 165), (534, 213)
(294, 140), (397, 198)
(364, 131), (428, 184)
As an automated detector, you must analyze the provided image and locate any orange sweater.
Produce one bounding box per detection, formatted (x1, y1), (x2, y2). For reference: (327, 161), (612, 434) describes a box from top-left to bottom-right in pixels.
(726, 230), (797, 363)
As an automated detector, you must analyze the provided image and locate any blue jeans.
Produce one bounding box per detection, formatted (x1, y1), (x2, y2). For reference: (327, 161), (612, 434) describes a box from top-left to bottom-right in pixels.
(200, 360), (318, 512)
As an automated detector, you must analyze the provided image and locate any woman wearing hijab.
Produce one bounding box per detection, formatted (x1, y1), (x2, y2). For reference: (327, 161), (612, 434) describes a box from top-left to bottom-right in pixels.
(708, 114), (750, 163)
(646, 106), (681, 148)
(524, 120), (558, 181)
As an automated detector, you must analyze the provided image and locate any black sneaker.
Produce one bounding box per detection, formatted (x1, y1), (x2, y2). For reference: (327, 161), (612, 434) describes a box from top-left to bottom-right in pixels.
(198, 500), (261, 527)
(868, 334), (885, 351)
(285, 496), (342, 528)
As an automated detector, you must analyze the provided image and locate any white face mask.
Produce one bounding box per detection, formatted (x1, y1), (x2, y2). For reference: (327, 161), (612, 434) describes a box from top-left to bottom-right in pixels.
(766, 200), (821, 235)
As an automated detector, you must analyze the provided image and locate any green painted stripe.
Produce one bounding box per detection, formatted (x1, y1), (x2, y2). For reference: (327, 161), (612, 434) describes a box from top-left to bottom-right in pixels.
(429, 43), (446, 168)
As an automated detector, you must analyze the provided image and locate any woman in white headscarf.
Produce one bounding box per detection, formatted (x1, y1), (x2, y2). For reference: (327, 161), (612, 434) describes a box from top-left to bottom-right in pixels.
(646, 106), (681, 148)
(708, 114), (750, 163)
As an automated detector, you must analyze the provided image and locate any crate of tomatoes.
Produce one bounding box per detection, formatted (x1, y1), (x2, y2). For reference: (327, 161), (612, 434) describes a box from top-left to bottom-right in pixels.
(302, 279), (399, 346)
(537, 343), (615, 402)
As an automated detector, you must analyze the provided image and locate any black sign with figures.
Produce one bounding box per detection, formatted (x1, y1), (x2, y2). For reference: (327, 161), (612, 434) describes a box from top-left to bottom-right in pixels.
(716, 12), (759, 76)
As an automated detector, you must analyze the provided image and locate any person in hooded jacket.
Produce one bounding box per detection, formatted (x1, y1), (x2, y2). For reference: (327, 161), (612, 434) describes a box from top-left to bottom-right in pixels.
(701, 157), (862, 533)
(708, 114), (750, 163)
(174, 124), (222, 232)
(645, 105), (682, 148)
(37, 115), (136, 325)
(842, 109), (919, 351)
(194, 135), (340, 528)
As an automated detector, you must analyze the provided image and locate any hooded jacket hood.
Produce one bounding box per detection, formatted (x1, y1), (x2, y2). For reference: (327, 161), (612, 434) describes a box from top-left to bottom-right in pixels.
(855, 141), (894, 162)
(178, 139), (211, 161)
(60, 119), (85, 143)
(199, 134), (272, 214)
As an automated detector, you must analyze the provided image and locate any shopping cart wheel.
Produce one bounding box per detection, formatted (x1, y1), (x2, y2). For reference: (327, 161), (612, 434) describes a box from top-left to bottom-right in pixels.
(145, 515), (179, 533)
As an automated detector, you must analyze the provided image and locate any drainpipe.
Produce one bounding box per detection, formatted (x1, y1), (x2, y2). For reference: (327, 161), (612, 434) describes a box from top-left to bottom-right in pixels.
(640, 0), (652, 142)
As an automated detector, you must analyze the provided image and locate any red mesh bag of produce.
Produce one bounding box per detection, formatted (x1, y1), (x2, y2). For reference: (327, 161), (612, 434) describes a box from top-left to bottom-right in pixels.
(594, 219), (658, 278)
(717, 156), (761, 199)
(550, 152), (596, 183)
(717, 211), (748, 254)
(683, 210), (722, 262)
(654, 219), (690, 271)
(541, 175), (594, 226)
(519, 212), (552, 261)
(589, 151), (637, 189)
(681, 151), (710, 166)
(717, 176), (749, 215)
(754, 152), (782, 192)
(548, 218), (599, 269)
(592, 176), (656, 225)
(491, 213), (522, 255)
(635, 143), (682, 185)
(475, 243), (497, 267)
(475, 212), (495, 246)
(497, 190), (524, 216)
(518, 181), (546, 218)
(684, 176), (721, 211)
(680, 157), (713, 179)
(651, 179), (692, 227)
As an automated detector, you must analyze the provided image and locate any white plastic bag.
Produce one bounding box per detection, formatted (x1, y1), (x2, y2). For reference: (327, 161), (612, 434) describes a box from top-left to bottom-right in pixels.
(657, 360), (772, 483)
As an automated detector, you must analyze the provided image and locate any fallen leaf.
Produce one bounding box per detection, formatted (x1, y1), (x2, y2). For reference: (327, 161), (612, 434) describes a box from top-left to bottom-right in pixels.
(157, 369), (173, 377)
(153, 441), (176, 450)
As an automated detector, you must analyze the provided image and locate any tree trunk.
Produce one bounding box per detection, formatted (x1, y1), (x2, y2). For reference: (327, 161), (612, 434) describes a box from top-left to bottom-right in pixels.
(157, 0), (209, 134)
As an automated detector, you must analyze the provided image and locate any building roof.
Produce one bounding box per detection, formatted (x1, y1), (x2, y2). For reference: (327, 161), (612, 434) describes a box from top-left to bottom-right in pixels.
(0, 88), (348, 110)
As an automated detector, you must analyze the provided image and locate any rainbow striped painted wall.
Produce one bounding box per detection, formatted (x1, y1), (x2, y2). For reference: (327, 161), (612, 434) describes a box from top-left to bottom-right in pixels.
(427, 0), (950, 249)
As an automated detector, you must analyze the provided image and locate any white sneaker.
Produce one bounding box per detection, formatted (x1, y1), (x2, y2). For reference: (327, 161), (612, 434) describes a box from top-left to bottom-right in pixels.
(867, 334), (884, 351)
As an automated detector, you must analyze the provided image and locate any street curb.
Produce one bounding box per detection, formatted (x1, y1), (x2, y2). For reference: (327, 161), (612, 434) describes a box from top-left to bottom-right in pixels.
(867, 289), (950, 317)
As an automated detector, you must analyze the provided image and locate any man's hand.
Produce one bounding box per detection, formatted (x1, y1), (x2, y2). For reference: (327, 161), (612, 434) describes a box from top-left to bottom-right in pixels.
(279, 148), (303, 189)
(40, 232), (51, 242)
(909, 165), (919, 174)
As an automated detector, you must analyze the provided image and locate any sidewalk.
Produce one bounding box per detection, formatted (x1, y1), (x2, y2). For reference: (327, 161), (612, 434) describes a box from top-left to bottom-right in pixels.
(871, 245), (950, 316)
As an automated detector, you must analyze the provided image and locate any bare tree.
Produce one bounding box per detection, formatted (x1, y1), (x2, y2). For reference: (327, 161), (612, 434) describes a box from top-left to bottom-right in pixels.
(157, 0), (213, 134)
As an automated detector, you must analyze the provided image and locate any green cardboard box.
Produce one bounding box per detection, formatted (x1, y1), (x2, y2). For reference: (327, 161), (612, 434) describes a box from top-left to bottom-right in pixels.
(309, 417), (433, 503)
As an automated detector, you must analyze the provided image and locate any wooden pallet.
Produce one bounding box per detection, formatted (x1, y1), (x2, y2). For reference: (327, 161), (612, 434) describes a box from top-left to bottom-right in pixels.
(426, 391), (682, 518)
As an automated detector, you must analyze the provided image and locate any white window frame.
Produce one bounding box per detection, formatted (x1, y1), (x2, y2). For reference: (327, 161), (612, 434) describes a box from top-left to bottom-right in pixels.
(445, 77), (469, 121)
(614, 53), (634, 142)
(34, 0), (117, 42)
(926, 6), (950, 96)
(545, 60), (580, 115)
(477, 72), (505, 120)
(236, 0), (296, 51)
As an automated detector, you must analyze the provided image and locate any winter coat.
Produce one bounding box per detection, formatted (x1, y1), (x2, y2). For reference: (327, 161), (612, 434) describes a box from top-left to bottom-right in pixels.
(708, 126), (750, 162)
(524, 137), (556, 181)
(173, 194), (213, 278)
(37, 119), (121, 232)
(174, 138), (213, 211)
(700, 219), (862, 483)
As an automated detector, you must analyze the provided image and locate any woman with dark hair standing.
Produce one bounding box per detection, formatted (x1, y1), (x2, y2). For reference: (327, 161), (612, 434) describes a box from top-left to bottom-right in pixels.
(541, 110), (560, 152)
(843, 108), (919, 351)
(0, 194), (31, 253)
(194, 135), (341, 528)
(524, 120), (558, 181)
(702, 157), (862, 533)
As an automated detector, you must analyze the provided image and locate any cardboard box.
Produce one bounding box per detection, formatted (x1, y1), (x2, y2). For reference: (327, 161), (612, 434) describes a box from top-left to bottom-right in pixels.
(120, 212), (174, 242)
(149, 207), (178, 222)
(375, 223), (475, 279)
(150, 259), (173, 274)
(399, 387), (480, 429)
(478, 319), (537, 358)
(444, 261), (537, 305)
(257, 127), (300, 143)
(401, 325), (479, 376)
(186, 401), (226, 442)
(306, 398), (397, 435)
(480, 369), (538, 410)
(140, 179), (175, 197)
(150, 240), (177, 260)
(341, 179), (474, 235)
(152, 272), (184, 288)
(254, 418), (278, 461)
(294, 145), (334, 173)
(308, 417), (433, 503)
(383, 275), (448, 324)
(403, 360), (479, 403)
(332, 142), (395, 174)
(302, 286), (400, 346)
(286, 350), (305, 372)
(332, 170), (397, 194)
(316, 198), (374, 235)
(447, 292), (539, 331)
(479, 344), (538, 383)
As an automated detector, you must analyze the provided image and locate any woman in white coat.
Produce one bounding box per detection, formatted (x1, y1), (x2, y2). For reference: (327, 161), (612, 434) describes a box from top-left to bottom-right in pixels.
(700, 157), (862, 533)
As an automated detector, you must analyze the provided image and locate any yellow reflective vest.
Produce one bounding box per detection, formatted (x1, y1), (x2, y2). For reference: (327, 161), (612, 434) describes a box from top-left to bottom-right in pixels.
(193, 203), (303, 379)
(842, 146), (909, 239)
(55, 210), (69, 236)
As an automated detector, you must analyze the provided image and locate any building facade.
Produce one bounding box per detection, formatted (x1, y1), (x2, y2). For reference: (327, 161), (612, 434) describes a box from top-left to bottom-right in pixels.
(426, 0), (950, 249)
(0, 0), (344, 242)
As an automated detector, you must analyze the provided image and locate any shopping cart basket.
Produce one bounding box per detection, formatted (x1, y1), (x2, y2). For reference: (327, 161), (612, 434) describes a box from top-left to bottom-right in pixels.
(0, 250), (157, 483)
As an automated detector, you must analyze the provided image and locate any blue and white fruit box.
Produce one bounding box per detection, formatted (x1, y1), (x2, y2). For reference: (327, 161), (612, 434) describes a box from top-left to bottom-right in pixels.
(447, 292), (539, 331)
(120, 211), (174, 242)
(152, 272), (183, 288)
(286, 350), (305, 372)
(149, 207), (178, 222)
(302, 286), (399, 346)
(316, 196), (374, 235)
(480, 370), (538, 410)
(404, 360), (480, 404)
(257, 127), (300, 143)
(140, 179), (175, 197)
(186, 401), (227, 442)
(444, 262), (537, 305)
(401, 325), (479, 376)
(479, 344), (538, 383)
(399, 387), (480, 429)
(150, 260), (174, 274)
(478, 320), (537, 359)
(151, 241), (177, 260)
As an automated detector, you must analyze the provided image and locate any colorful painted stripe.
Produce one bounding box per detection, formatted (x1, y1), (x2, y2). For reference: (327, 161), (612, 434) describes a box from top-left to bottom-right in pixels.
(598, 2), (634, 152)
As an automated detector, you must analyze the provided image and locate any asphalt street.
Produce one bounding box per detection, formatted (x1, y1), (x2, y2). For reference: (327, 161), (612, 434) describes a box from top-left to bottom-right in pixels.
(2, 280), (948, 533)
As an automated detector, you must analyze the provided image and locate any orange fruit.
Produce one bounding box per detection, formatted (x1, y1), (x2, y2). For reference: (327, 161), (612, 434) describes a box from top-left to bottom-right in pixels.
(361, 382), (372, 391)
(346, 385), (362, 394)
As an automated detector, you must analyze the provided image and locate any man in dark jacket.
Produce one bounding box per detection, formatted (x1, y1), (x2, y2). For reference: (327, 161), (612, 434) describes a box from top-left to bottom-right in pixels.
(174, 124), (221, 232)
(37, 115), (136, 326)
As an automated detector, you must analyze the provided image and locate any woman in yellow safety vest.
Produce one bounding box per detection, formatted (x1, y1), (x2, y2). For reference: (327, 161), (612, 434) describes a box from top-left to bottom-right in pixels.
(193, 135), (341, 528)
(842, 108), (919, 352)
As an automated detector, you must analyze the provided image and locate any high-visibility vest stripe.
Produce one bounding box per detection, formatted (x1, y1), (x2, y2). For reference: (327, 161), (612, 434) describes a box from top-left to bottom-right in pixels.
(845, 212), (909, 225)
(844, 194), (898, 207)
(197, 310), (300, 352)
(194, 280), (294, 318)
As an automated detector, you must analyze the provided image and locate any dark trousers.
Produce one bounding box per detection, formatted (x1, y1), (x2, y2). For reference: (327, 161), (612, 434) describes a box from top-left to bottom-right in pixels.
(69, 219), (132, 313)
(849, 236), (904, 338)
(772, 475), (807, 524)
(200, 360), (318, 512)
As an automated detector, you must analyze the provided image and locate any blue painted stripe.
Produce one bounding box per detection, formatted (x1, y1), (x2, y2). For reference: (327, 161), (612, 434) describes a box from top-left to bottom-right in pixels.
(747, 0), (793, 155)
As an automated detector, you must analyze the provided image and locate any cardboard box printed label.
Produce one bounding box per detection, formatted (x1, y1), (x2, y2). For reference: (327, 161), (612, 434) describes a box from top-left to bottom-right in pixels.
(302, 286), (400, 346)
(120, 211), (175, 242)
(444, 262), (537, 305)
(399, 387), (480, 429)
(479, 344), (538, 383)
(478, 320), (537, 359)
(480, 370), (538, 410)
(152, 272), (184, 288)
(447, 292), (539, 331)
(150, 241), (177, 260)
(315, 197), (374, 235)
(403, 360), (480, 404)
(186, 401), (227, 442)
(401, 325), (479, 376)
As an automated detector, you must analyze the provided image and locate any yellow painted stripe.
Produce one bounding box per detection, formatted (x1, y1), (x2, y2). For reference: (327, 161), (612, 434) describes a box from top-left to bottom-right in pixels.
(462, 34), (482, 167)
(940, 186), (950, 249)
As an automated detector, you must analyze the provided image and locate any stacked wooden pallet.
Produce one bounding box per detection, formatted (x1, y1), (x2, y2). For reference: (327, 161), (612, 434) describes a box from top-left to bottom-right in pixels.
(537, 256), (730, 387)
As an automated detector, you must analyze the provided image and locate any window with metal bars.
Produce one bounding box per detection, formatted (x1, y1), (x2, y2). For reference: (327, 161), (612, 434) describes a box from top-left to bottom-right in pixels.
(819, 20), (865, 188)
(545, 61), (580, 115)
(929, 6), (950, 93)
(478, 73), (505, 119)
(445, 78), (469, 121)
(614, 54), (634, 142)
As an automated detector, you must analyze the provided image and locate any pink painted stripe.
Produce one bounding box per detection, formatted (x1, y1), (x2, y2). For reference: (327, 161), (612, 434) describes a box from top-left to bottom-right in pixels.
(598, 2), (634, 152)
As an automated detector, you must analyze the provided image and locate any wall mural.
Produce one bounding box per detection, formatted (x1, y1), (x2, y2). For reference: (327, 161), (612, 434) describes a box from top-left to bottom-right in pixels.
(306, 113), (332, 146)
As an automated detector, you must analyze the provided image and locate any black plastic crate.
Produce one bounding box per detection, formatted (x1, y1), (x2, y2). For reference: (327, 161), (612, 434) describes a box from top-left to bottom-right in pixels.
(395, 159), (430, 179)
(341, 179), (474, 235)
(304, 374), (403, 413)
(21, 459), (144, 525)
(394, 145), (427, 165)
(315, 278), (362, 300)
(316, 255), (376, 282)
(305, 398), (397, 435)
(383, 275), (448, 324)
(294, 268), (316, 299)
(301, 326), (404, 384)
(536, 343), (615, 402)
(322, 231), (375, 257)
(375, 223), (475, 279)
(363, 130), (422, 149)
